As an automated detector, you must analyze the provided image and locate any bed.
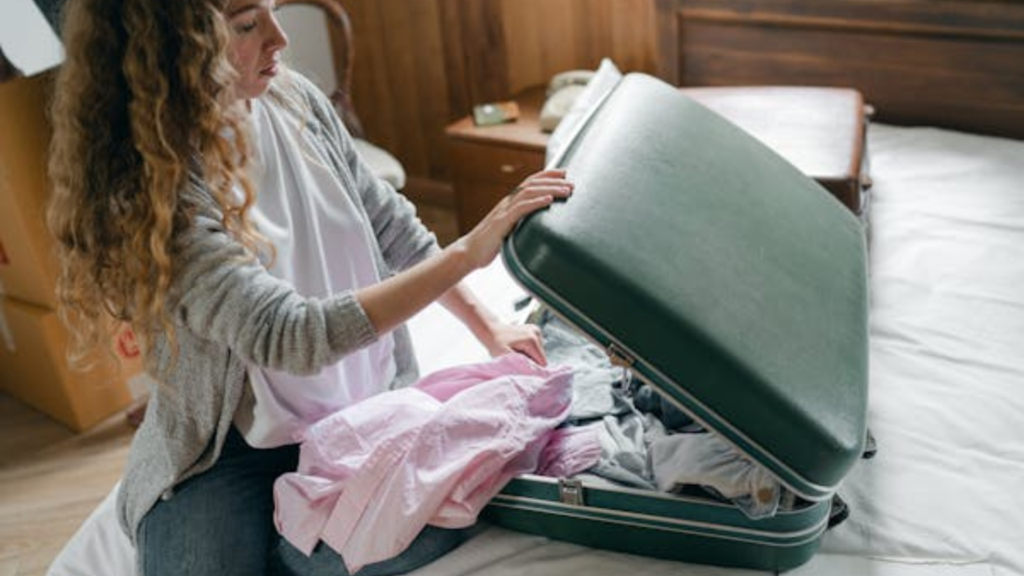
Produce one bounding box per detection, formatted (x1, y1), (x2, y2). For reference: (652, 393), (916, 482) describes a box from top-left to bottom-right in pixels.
(47, 122), (1024, 576)
(49, 1), (1024, 573)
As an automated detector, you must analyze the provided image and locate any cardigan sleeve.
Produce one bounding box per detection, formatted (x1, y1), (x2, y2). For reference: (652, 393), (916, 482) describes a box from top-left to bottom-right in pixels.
(167, 203), (378, 375)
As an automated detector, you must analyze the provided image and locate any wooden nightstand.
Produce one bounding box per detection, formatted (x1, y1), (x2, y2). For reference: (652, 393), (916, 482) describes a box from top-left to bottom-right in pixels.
(681, 86), (870, 215)
(445, 87), (549, 234)
(445, 84), (869, 233)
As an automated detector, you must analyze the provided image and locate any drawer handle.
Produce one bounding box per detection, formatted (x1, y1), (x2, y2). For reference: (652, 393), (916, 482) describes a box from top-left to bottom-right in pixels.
(499, 163), (520, 174)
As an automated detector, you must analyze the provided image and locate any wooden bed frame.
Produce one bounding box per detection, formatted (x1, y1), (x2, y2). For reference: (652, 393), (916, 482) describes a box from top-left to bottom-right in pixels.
(654, 0), (1024, 139)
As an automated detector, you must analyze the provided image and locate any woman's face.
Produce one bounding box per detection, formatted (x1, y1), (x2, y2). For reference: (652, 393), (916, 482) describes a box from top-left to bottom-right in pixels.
(224, 0), (288, 101)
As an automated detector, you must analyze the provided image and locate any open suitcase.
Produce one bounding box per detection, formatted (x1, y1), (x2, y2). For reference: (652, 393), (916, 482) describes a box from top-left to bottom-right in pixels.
(487, 74), (869, 571)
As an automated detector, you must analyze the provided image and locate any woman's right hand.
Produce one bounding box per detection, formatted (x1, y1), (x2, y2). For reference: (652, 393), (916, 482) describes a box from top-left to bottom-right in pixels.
(355, 170), (570, 337)
(456, 169), (574, 270)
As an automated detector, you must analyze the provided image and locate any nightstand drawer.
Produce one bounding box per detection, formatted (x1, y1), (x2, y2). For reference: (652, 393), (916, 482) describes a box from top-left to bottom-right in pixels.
(450, 141), (544, 187)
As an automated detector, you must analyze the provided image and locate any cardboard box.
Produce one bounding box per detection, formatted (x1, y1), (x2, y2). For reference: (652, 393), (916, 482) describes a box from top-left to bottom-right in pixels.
(0, 297), (138, 432)
(0, 71), (60, 308)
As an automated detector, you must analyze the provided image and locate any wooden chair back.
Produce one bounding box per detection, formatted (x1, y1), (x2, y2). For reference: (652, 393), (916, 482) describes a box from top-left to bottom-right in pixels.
(276, 0), (366, 138)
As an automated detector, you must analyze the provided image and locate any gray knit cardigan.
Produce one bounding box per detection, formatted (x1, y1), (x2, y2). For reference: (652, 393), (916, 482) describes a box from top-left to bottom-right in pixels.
(116, 72), (440, 542)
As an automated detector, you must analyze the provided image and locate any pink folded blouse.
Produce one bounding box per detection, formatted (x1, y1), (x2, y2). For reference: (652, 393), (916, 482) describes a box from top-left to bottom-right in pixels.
(272, 353), (600, 572)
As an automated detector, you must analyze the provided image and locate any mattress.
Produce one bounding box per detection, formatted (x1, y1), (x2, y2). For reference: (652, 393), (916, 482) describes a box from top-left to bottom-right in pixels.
(46, 123), (1024, 576)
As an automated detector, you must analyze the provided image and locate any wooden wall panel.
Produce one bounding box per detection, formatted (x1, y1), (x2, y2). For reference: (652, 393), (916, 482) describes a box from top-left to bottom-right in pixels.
(344, 0), (453, 180)
(339, 0), (656, 189)
(680, 22), (1024, 114)
(610, 0), (659, 72)
(501, 0), (657, 95)
(655, 0), (1024, 139)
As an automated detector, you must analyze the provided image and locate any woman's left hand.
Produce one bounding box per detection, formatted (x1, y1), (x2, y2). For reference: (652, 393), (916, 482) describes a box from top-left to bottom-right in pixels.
(481, 321), (547, 366)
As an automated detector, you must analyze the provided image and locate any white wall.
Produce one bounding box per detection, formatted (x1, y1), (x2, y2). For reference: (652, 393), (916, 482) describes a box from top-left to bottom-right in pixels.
(0, 0), (64, 76)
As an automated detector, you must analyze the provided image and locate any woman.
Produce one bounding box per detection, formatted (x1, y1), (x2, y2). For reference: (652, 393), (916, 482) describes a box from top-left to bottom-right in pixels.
(47, 0), (572, 574)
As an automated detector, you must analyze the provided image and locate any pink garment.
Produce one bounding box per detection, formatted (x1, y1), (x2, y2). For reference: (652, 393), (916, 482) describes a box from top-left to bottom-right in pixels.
(536, 423), (603, 479)
(273, 354), (597, 572)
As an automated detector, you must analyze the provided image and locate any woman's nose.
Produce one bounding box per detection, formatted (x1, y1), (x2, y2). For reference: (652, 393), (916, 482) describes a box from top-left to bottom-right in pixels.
(267, 15), (289, 51)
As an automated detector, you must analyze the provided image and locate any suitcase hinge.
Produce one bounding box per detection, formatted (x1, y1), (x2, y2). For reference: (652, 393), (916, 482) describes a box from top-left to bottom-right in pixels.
(559, 478), (585, 506)
(606, 342), (634, 368)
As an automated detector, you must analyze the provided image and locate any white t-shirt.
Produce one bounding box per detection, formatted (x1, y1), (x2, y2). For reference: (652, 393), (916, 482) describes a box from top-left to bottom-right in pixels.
(233, 95), (396, 448)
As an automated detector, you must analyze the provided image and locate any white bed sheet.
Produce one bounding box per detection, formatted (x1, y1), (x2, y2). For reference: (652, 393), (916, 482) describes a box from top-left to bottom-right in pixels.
(47, 124), (1024, 576)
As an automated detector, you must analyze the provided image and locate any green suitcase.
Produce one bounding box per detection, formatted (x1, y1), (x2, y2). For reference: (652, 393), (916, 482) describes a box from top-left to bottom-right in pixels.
(490, 73), (869, 571)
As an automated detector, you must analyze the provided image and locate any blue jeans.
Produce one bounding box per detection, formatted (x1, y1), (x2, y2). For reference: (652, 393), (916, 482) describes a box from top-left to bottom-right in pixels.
(137, 427), (471, 576)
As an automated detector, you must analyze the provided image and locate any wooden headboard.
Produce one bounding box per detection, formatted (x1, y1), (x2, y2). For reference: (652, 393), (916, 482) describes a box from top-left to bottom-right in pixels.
(654, 0), (1024, 139)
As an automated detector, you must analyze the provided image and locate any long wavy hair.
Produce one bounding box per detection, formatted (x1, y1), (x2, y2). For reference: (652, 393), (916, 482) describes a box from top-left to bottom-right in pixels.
(48, 0), (266, 365)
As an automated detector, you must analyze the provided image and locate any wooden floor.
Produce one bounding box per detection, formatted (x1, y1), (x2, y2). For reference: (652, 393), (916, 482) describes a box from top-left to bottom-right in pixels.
(0, 394), (133, 576)
(0, 202), (457, 576)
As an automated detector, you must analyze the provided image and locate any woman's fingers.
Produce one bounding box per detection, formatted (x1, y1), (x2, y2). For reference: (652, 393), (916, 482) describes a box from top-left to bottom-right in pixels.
(501, 174), (572, 223)
(459, 170), (573, 271)
(504, 194), (556, 224)
(510, 169), (569, 192)
(514, 184), (574, 198)
(526, 168), (568, 180)
(514, 178), (573, 190)
(509, 179), (573, 204)
(510, 189), (570, 208)
(513, 335), (547, 366)
(491, 323), (548, 366)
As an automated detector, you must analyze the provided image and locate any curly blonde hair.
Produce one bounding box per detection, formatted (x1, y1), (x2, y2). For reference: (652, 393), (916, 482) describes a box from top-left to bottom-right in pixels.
(48, 0), (266, 365)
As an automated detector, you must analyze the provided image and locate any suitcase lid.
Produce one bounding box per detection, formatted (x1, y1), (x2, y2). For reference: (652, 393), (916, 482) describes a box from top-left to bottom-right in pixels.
(502, 74), (868, 501)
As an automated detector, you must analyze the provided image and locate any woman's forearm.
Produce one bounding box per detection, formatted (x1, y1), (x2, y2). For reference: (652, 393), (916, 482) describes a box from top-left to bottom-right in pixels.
(355, 241), (474, 337)
(356, 167), (571, 342)
(438, 281), (501, 346)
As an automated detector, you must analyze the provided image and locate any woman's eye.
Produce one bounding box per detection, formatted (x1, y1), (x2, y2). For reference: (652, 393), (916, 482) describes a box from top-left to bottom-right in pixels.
(234, 19), (258, 34)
